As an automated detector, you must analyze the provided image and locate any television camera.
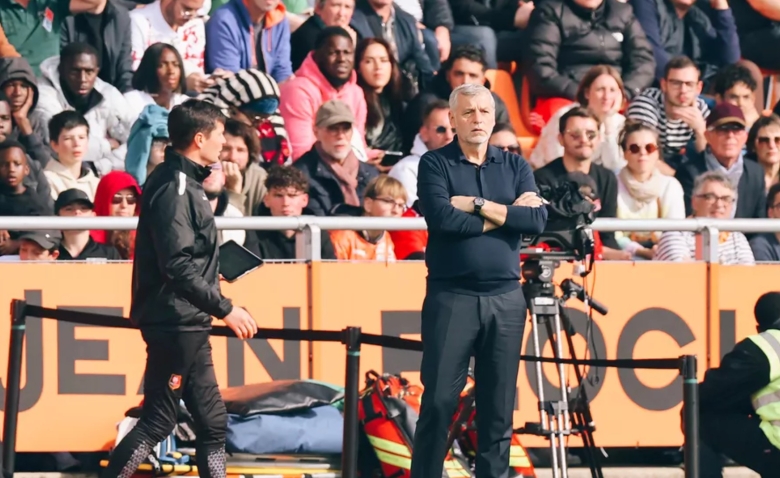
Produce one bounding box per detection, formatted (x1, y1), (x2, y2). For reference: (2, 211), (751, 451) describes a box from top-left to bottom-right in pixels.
(517, 181), (609, 478)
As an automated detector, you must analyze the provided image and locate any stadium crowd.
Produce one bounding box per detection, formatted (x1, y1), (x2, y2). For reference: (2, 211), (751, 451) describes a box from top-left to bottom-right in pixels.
(0, 0), (779, 263)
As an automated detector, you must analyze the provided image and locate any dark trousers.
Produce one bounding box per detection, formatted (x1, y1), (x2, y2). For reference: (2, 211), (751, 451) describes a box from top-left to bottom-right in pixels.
(100, 330), (227, 478)
(410, 287), (526, 478)
(699, 412), (780, 478)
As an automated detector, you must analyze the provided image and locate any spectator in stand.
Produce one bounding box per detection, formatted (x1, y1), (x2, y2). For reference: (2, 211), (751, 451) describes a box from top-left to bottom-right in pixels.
(17, 231), (61, 261)
(526, 0), (655, 124)
(393, 0), (454, 71)
(388, 199), (427, 259)
(280, 27), (368, 161)
(729, 0), (780, 71)
(245, 165), (336, 259)
(0, 0), (102, 75)
(389, 99), (453, 205)
(0, 141), (53, 256)
(0, 58), (53, 168)
(448, 0), (533, 69)
(749, 183), (780, 261)
(712, 63), (761, 130)
(746, 114), (780, 193)
(125, 104), (170, 186)
(205, 0), (293, 84)
(489, 123), (520, 155)
(614, 121), (685, 260)
(0, 25), (19, 58)
(44, 111), (101, 201)
(626, 56), (710, 169)
(530, 65), (627, 171)
(534, 107), (630, 260)
(125, 43), (189, 120)
(220, 119), (268, 215)
(627, 0), (755, 93)
(34, 43), (134, 174)
(198, 68), (292, 166)
(356, 38), (405, 167)
(349, 0), (434, 92)
(90, 171), (141, 259)
(655, 170), (754, 263)
(329, 174), (403, 260)
(55, 188), (122, 260)
(130, 0), (221, 94)
(402, 45), (508, 152)
(290, 0), (356, 71)
(674, 102), (765, 218)
(61, 0), (134, 93)
(201, 161), (246, 245)
(294, 100), (379, 215)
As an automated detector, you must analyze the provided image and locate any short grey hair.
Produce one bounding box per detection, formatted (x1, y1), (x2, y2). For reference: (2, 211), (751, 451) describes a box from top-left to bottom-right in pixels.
(449, 83), (495, 112)
(692, 170), (737, 196)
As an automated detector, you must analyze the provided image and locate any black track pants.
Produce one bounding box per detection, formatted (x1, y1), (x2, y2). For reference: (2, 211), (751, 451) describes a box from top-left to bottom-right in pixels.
(100, 330), (227, 478)
(699, 411), (780, 478)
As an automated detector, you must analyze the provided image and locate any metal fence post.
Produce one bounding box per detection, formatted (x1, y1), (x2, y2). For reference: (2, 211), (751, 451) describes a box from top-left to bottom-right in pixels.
(341, 326), (362, 478)
(295, 223), (322, 261)
(681, 355), (699, 478)
(2, 300), (27, 478)
(697, 226), (719, 263)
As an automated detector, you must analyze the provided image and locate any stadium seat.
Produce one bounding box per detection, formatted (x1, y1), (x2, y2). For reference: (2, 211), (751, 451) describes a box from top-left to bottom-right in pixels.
(484, 68), (538, 158)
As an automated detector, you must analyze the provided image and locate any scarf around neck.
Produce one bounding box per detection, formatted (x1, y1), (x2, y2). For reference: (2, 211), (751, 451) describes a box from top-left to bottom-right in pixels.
(618, 166), (666, 207)
(315, 142), (361, 207)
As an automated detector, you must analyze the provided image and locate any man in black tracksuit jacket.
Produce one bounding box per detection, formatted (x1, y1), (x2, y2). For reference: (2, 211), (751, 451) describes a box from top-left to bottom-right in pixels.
(100, 100), (258, 478)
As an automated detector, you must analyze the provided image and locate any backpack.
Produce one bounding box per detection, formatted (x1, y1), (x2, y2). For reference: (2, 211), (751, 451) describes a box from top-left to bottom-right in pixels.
(358, 370), (473, 478)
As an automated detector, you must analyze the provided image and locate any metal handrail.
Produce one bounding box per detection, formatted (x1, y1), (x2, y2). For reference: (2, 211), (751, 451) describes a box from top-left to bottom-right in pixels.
(2, 216), (780, 233)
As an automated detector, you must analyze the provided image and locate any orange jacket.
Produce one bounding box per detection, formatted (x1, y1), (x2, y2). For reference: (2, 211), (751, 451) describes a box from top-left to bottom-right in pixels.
(0, 25), (20, 58)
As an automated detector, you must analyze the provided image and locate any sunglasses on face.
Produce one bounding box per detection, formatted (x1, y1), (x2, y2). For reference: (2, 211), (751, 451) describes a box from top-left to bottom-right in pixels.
(496, 144), (521, 154)
(112, 194), (137, 205)
(758, 136), (780, 147)
(566, 130), (598, 141)
(435, 126), (456, 134)
(627, 143), (658, 155)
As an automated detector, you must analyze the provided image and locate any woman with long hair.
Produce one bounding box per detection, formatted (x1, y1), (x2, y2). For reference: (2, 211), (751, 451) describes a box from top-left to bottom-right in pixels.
(615, 121), (685, 260)
(746, 114), (780, 193)
(90, 172), (142, 260)
(355, 38), (405, 171)
(124, 43), (188, 120)
(530, 65), (626, 172)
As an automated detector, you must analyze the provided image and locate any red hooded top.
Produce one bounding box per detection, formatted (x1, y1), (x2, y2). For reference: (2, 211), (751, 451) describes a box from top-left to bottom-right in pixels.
(90, 172), (142, 249)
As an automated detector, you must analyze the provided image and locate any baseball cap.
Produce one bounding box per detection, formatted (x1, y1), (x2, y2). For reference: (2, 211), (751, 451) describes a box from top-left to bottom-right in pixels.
(706, 103), (746, 130)
(18, 230), (62, 250)
(55, 189), (94, 215)
(315, 100), (355, 128)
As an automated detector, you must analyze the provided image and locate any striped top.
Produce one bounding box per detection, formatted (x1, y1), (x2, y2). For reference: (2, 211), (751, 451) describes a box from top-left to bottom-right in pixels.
(654, 230), (755, 264)
(626, 88), (710, 159)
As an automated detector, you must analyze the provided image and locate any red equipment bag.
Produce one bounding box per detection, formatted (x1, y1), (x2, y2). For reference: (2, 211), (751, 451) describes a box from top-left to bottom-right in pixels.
(358, 370), (473, 478)
(450, 376), (536, 478)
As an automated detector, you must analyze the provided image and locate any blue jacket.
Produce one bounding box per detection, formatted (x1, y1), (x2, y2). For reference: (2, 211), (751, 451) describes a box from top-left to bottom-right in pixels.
(205, 0), (292, 84)
(125, 104), (169, 187)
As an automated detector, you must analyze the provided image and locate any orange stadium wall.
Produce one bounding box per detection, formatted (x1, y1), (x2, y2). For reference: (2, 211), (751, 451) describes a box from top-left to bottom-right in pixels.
(0, 261), (778, 451)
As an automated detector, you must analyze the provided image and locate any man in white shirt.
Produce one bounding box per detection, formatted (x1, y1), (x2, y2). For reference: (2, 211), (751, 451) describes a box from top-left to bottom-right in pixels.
(130, 0), (229, 93)
(388, 99), (453, 206)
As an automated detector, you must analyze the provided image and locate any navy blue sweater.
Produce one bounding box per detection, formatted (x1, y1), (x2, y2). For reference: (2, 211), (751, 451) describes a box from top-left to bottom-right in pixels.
(417, 140), (548, 296)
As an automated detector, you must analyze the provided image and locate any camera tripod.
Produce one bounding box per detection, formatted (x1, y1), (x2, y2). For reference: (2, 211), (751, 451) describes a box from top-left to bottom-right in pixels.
(517, 257), (606, 478)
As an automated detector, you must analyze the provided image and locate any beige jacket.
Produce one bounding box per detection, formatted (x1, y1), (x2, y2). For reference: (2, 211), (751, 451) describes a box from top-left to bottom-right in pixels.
(44, 160), (101, 201)
(227, 163), (269, 215)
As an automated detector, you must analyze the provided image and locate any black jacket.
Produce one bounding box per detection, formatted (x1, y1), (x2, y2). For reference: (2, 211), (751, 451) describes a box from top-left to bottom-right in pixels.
(244, 205), (337, 259)
(130, 149), (233, 330)
(293, 148), (380, 216)
(674, 149), (766, 219)
(290, 15), (326, 72)
(527, 0), (655, 100)
(61, 0), (134, 93)
(449, 0), (517, 31)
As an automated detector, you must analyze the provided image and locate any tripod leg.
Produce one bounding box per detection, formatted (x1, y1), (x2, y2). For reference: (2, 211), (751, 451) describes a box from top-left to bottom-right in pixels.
(553, 312), (570, 478)
(531, 313), (559, 478)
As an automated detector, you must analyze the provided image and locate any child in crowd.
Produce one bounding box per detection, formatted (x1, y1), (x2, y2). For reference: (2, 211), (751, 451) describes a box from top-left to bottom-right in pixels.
(44, 111), (100, 200)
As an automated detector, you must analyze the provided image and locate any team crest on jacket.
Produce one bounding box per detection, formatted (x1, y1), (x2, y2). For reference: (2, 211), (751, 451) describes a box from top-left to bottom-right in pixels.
(169, 374), (182, 390)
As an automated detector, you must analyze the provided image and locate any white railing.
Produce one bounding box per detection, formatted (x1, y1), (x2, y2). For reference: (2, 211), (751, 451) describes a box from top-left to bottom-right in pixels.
(3, 216), (780, 262)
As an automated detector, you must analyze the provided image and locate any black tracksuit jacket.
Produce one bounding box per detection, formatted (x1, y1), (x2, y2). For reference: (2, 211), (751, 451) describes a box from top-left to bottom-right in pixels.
(130, 148), (234, 330)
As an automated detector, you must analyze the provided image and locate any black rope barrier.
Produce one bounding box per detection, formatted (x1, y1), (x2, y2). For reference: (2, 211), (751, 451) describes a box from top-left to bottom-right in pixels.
(1, 300), (700, 478)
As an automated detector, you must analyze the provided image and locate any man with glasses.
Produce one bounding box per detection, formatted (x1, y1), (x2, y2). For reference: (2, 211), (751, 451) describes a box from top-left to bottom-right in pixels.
(534, 106), (628, 259)
(627, 55), (711, 163)
(389, 99), (454, 206)
(674, 102), (766, 218)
